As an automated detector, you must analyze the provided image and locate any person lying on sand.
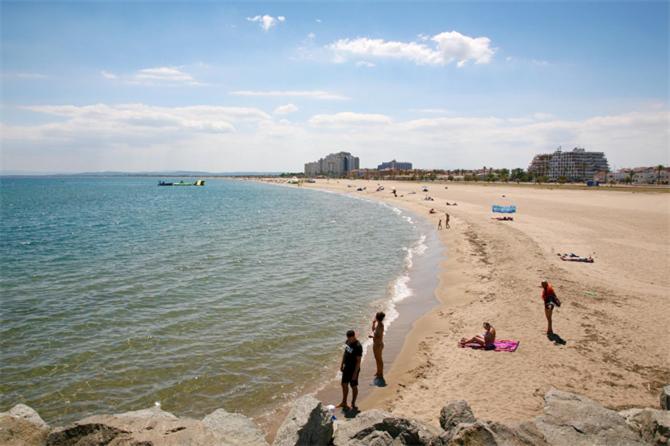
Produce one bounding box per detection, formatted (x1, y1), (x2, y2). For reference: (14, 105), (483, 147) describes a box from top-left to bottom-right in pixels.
(492, 216), (514, 221)
(429, 208), (436, 214)
(446, 202), (458, 206)
(557, 253), (594, 263)
(459, 322), (496, 350)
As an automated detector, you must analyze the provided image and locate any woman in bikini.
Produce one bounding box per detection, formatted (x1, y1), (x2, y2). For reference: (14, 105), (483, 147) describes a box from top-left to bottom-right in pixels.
(370, 312), (385, 382)
(459, 322), (496, 350)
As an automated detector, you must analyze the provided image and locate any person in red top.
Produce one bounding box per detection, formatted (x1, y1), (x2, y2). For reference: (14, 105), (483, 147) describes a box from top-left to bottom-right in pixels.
(541, 281), (560, 334)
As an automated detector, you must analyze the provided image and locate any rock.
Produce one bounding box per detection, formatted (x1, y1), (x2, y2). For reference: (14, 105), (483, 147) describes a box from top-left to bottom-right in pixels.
(333, 409), (393, 446)
(532, 388), (646, 445)
(620, 408), (670, 446)
(439, 421), (496, 446)
(0, 404), (50, 446)
(273, 395), (333, 446)
(47, 406), (264, 446)
(333, 410), (440, 446)
(440, 401), (476, 432)
(486, 421), (551, 446)
(353, 417), (441, 445)
(6, 404), (50, 430)
(661, 386), (670, 411)
(202, 409), (269, 446)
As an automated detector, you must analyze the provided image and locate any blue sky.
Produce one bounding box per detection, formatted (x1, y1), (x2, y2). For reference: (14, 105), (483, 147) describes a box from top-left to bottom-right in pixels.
(1, 1), (668, 172)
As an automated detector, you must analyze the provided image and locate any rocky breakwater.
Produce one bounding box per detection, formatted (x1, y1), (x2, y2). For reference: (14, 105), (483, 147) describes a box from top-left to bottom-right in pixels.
(2, 387), (669, 446)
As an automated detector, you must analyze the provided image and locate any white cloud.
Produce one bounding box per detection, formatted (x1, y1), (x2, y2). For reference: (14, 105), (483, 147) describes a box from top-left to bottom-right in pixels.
(307, 32), (316, 39)
(355, 61), (376, 68)
(134, 66), (198, 84)
(100, 66), (202, 86)
(15, 104), (273, 139)
(230, 90), (349, 100)
(2, 104), (667, 172)
(247, 15), (285, 31)
(274, 103), (299, 115)
(100, 70), (118, 80)
(315, 19), (322, 23)
(409, 108), (451, 114)
(309, 112), (392, 127)
(327, 30), (495, 67)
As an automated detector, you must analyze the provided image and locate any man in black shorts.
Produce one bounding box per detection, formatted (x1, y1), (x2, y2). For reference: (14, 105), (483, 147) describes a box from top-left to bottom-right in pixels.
(338, 329), (362, 411)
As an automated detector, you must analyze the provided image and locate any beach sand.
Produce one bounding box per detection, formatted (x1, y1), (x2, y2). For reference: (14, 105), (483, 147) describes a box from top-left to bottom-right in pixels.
(298, 179), (670, 427)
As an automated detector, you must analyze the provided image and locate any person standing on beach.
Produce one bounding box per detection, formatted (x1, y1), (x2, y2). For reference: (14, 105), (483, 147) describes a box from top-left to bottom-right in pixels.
(437, 219), (442, 230)
(338, 330), (362, 411)
(369, 312), (385, 384)
(445, 213), (450, 229)
(541, 281), (560, 334)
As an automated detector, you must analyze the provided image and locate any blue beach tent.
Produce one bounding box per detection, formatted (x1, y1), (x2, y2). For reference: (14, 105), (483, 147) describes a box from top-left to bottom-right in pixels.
(492, 205), (517, 214)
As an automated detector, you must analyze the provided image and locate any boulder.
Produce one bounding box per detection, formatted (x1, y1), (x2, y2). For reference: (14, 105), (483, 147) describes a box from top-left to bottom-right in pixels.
(0, 404), (50, 446)
(273, 395), (333, 446)
(439, 421), (496, 446)
(440, 401), (476, 432)
(47, 405), (263, 446)
(661, 386), (670, 411)
(333, 409), (393, 446)
(532, 388), (646, 446)
(202, 409), (269, 446)
(351, 417), (441, 445)
(620, 408), (670, 446)
(485, 421), (551, 446)
(333, 410), (440, 446)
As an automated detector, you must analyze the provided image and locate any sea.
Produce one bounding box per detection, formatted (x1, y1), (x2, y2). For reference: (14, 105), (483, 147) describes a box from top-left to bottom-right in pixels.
(0, 177), (428, 425)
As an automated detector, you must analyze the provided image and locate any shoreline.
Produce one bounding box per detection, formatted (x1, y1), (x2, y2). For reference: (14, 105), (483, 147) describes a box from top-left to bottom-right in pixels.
(246, 179), (445, 441)
(295, 178), (669, 428)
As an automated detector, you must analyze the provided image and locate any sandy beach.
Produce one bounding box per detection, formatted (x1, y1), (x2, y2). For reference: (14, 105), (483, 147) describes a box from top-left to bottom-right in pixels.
(293, 179), (670, 428)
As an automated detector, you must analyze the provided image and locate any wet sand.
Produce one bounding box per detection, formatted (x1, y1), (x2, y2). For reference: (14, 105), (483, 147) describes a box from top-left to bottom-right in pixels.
(299, 179), (670, 428)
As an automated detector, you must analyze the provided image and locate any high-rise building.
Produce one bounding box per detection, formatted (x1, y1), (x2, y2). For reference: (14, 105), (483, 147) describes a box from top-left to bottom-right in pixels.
(377, 160), (413, 171)
(527, 154), (552, 179)
(528, 147), (609, 181)
(304, 151), (360, 176)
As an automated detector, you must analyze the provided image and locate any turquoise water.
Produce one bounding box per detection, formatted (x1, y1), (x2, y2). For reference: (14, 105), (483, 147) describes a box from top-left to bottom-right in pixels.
(0, 177), (420, 424)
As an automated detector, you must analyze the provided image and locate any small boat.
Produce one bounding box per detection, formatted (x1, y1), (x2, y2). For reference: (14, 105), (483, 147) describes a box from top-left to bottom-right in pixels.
(158, 180), (205, 187)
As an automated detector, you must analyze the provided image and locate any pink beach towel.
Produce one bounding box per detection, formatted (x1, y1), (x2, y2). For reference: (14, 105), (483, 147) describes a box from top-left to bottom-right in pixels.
(460, 340), (519, 352)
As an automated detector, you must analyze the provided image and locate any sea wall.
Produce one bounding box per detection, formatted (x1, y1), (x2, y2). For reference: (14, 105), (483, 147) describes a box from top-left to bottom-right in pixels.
(2, 386), (668, 445)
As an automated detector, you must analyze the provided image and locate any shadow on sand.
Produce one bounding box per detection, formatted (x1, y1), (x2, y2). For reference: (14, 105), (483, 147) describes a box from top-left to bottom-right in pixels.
(547, 332), (567, 345)
(344, 407), (360, 419)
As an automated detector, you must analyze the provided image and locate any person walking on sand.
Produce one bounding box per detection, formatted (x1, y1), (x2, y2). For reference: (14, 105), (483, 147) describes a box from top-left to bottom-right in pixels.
(369, 312), (385, 384)
(338, 330), (362, 411)
(541, 281), (561, 334)
(445, 213), (450, 229)
(437, 219), (443, 230)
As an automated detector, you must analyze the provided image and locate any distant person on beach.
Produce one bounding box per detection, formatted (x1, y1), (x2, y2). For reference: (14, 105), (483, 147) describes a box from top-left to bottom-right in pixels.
(437, 219), (442, 230)
(445, 213), (450, 229)
(541, 281), (561, 334)
(459, 322), (496, 350)
(338, 330), (362, 411)
(369, 312), (385, 383)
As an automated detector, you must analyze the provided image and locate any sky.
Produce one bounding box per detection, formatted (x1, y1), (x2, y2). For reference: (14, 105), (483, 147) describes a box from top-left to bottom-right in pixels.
(1, 1), (668, 173)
